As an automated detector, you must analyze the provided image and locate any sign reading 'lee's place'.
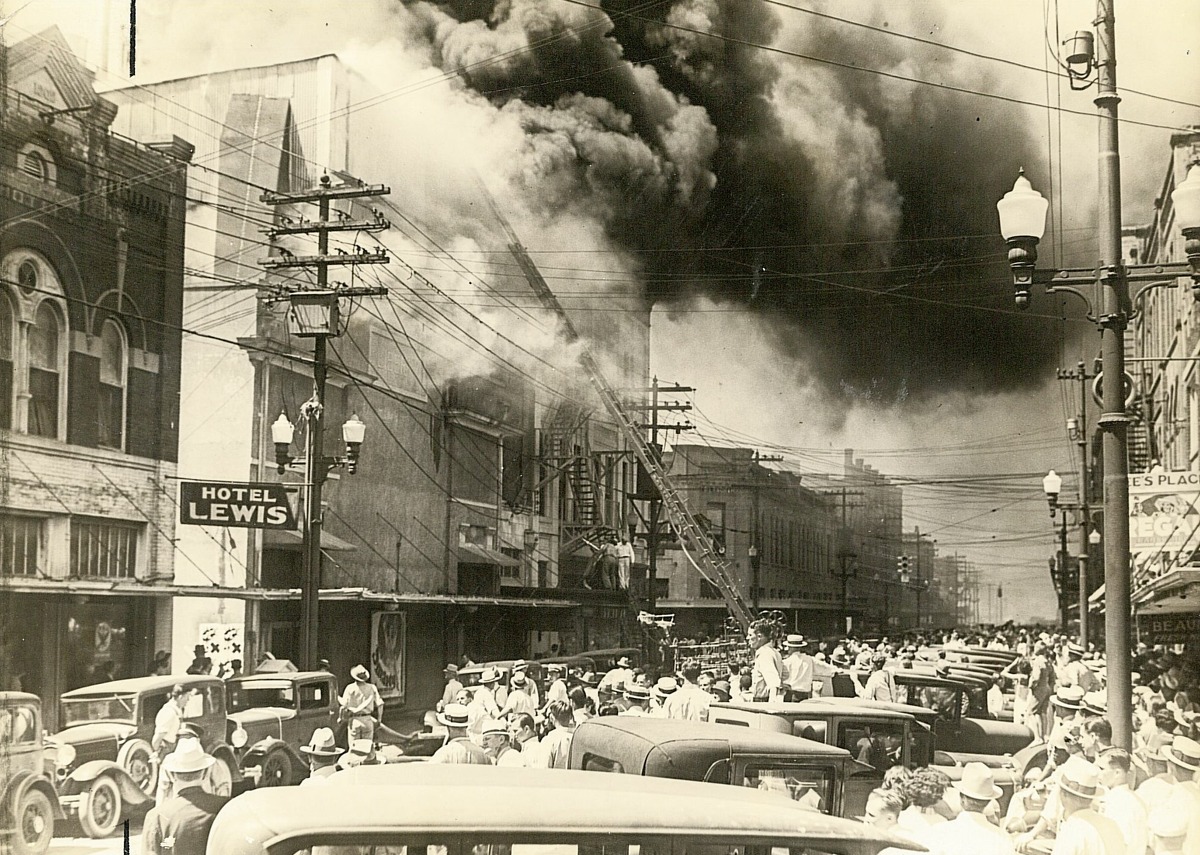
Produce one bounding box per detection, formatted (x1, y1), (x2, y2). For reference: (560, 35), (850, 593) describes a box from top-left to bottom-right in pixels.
(179, 481), (297, 529)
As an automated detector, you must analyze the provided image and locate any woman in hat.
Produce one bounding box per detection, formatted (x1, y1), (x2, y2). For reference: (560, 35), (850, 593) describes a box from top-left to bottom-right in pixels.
(339, 665), (383, 743)
(299, 727), (345, 784)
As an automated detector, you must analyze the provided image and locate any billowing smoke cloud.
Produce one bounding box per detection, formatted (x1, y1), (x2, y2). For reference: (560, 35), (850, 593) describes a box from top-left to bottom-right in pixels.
(414, 0), (1061, 405)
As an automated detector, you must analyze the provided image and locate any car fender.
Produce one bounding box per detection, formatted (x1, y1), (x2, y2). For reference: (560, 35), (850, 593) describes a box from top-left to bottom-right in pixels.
(66, 761), (152, 806)
(2, 770), (67, 824)
(210, 743), (245, 782)
(240, 736), (299, 765)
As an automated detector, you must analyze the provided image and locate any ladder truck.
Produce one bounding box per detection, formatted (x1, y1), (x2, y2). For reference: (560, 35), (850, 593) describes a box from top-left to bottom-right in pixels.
(484, 202), (756, 633)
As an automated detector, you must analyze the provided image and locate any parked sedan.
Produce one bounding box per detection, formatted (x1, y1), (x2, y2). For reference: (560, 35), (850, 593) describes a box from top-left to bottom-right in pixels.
(48, 675), (240, 838)
(225, 670), (341, 787)
(0, 692), (62, 855)
(209, 765), (922, 855)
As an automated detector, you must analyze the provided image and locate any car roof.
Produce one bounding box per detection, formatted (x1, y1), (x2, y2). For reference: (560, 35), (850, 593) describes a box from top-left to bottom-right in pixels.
(61, 674), (219, 698)
(577, 715), (851, 757)
(802, 697), (938, 720)
(0, 691), (40, 705)
(208, 766), (918, 855)
(227, 670), (335, 684)
(712, 700), (916, 722)
(892, 671), (962, 689)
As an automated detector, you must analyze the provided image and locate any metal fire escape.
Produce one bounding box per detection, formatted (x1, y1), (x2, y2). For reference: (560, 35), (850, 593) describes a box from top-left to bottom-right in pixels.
(483, 199), (756, 631)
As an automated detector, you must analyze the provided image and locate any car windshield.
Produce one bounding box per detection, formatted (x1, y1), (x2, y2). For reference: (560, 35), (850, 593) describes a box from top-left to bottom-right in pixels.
(61, 694), (137, 726)
(227, 679), (296, 711)
(741, 764), (838, 814)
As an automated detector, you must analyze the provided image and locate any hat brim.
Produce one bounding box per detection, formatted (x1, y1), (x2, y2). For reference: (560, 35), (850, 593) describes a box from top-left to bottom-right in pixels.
(1163, 747), (1200, 771)
(351, 669), (369, 680)
(300, 745), (344, 757)
(1059, 781), (1101, 800)
(162, 754), (216, 774)
(436, 712), (469, 728)
(953, 780), (1002, 802)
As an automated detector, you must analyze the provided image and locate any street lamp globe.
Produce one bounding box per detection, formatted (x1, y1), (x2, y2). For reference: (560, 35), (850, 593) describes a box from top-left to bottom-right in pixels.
(997, 171), (1049, 241)
(1043, 469), (1063, 516)
(1171, 166), (1200, 232)
(1089, 529), (1102, 546)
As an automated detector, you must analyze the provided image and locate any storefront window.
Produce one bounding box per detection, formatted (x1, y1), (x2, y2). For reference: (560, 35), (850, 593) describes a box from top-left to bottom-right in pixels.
(63, 604), (131, 690)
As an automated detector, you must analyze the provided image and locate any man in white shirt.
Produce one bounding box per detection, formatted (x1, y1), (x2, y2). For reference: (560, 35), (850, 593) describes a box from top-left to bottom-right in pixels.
(540, 701), (576, 769)
(500, 671), (536, 719)
(598, 656), (635, 699)
(614, 536), (635, 590)
(1052, 757), (1125, 855)
(1158, 737), (1200, 855)
(747, 620), (783, 702)
(339, 665), (383, 742)
(923, 763), (1015, 855)
(152, 684), (192, 761)
(663, 662), (712, 721)
(508, 713), (542, 767)
(543, 664), (570, 706)
(620, 684), (651, 716)
(781, 635), (835, 701)
(1097, 749), (1148, 855)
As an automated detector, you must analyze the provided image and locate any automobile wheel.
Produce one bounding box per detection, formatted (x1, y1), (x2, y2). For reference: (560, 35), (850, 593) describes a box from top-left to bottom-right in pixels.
(13, 789), (54, 855)
(79, 776), (122, 839)
(259, 748), (294, 787)
(117, 737), (159, 797)
(208, 755), (234, 796)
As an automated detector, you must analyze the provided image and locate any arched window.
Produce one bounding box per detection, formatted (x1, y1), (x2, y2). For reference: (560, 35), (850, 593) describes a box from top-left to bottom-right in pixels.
(98, 319), (126, 449)
(0, 292), (13, 429)
(28, 301), (63, 438)
(18, 142), (56, 185)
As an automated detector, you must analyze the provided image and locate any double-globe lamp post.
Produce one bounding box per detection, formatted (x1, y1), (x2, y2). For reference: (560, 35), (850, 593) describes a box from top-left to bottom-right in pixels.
(997, 138), (1200, 752)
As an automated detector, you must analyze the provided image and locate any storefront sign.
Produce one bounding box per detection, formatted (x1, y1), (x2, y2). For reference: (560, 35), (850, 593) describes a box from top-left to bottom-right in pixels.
(1139, 613), (1200, 645)
(179, 481), (297, 529)
(1128, 471), (1200, 555)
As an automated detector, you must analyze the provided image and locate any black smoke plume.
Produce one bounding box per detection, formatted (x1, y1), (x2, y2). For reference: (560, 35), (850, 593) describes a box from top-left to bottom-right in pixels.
(424, 0), (1060, 404)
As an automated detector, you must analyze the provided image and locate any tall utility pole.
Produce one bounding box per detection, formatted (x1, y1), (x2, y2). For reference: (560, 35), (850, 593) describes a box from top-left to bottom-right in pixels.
(1094, 0), (1134, 748)
(825, 487), (863, 633)
(1059, 361), (1094, 647)
(631, 378), (692, 613)
(260, 175), (390, 670)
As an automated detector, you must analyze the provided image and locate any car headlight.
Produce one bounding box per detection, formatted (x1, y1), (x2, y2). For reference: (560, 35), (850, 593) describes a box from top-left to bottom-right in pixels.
(56, 742), (76, 768)
(231, 726), (248, 748)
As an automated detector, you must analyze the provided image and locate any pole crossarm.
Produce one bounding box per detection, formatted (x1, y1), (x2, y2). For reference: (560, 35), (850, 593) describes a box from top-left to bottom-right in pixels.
(265, 212), (391, 237)
(260, 183), (391, 204)
(259, 249), (390, 269)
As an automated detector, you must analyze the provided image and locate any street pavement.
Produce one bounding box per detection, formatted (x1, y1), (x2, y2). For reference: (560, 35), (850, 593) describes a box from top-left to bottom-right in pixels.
(44, 819), (143, 855)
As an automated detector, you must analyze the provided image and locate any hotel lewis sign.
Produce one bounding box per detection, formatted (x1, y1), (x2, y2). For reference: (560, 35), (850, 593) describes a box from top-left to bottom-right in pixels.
(179, 481), (297, 529)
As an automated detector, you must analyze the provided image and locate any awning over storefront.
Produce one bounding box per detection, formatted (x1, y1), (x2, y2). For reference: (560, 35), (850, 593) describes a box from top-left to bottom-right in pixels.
(263, 529), (358, 552)
(0, 579), (577, 607)
(457, 544), (520, 567)
(1133, 569), (1200, 614)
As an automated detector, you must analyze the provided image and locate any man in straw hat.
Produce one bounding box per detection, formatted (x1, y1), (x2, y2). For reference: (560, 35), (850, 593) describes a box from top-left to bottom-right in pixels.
(430, 703), (491, 765)
(482, 719), (522, 767)
(781, 634), (836, 701)
(1061, 642), (1100, 694)
(1158, 736), (1200, 855)
(599, 655), (635, 698)
(543, 663), (569, 706)
(1051, 756), (1125, 855)
(924, 762), (1015, 855)
(339, 665), (383, 742)
(500, 670), (536, 719)
(142, 740), (228, 855)
(662, 661), (712, 722)
(298, 727), (344, 785)
(621, 683), (651, 716)
(1148, 805), (1191, 855)
(437, 663), (463, 713)
(1134, 731), (1175, 803)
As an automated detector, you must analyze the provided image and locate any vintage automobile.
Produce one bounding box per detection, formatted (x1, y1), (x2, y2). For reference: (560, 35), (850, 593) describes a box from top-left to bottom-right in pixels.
(711, 698), (1022, 813)
(225, 669), (341, 787)
(710, 699), (938, 817)
(585, 646), (642, 672)
(567, 715), (868, 818)
(48, 674), (241, 838)
(209, 764), (922, 855)
(0, 692), (63, 855)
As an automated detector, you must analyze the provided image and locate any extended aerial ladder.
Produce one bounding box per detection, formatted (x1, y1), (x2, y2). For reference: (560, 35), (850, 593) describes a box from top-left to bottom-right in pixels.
(481, 197), (756, 631)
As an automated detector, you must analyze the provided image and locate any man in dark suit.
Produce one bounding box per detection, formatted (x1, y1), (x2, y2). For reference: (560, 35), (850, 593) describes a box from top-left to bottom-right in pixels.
(142, 740), (229, 855)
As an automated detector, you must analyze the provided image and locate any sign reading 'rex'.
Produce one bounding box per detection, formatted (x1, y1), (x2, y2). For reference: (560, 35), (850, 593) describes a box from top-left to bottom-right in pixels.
(179, 481), (297, 530)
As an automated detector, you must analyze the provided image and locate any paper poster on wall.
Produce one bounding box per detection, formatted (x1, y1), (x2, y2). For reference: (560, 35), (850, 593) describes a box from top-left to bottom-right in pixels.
(370, 612), (406, 702)
(199, 623), (244, 679)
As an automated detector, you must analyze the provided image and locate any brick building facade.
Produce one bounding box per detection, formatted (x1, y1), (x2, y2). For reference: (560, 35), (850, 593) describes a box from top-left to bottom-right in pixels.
(0, 28), (190, 724)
